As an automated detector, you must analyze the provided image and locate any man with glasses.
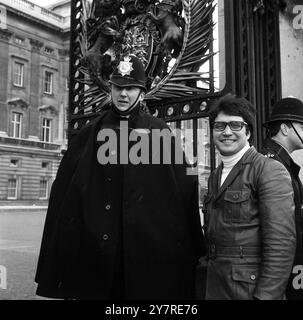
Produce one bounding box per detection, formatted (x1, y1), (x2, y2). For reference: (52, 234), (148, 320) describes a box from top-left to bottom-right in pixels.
(199, 94), (296, 300)
(261, 97), (303, 300)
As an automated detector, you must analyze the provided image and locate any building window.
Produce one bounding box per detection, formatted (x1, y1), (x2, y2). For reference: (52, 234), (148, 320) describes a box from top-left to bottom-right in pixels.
(12, 112), (22, 138)
(14, 36), (25, 45)
(42, 161), (50, 169)
(44, 71), (53, 94)
(10, 159), (19, 167)
(13, 62), (24, 87)
(39, 179), (48, 199)
(44, 47), (54, 55)
(8, 178), (18, 199)
(42, 118), (52, 142)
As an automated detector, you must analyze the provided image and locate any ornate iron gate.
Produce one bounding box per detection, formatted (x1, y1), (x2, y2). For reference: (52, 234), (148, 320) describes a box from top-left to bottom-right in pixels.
(68, 0), (283, 204)
(231, 0), (282, 148)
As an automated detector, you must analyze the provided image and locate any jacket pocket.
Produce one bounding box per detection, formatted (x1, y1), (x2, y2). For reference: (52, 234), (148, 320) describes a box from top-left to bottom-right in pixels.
(224, 189), (250, 223)
(231, 264), (259, 300)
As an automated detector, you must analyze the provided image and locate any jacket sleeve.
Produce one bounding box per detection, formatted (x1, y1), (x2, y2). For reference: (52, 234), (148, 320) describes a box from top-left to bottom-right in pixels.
(253, 158), (296, 300)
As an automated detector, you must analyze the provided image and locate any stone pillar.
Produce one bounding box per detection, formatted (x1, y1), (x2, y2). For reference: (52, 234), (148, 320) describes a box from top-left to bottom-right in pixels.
(0, 29), (12, 134)
(56, 101), (64, 145)
(58, 48), (69, 147)
(29, 38), (43, 137)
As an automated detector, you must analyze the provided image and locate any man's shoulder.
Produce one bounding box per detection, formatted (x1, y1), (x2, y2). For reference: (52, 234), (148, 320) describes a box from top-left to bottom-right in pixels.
(255, 150), (291, 177)
(255, 149), (277, 161)
(248, 147), (287, 172)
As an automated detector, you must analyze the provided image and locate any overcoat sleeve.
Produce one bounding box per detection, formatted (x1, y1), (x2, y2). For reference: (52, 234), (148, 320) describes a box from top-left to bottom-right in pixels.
(253, 158), (296, 300)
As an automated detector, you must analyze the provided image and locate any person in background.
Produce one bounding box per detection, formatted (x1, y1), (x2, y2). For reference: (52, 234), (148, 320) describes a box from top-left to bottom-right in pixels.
(262, 97), (303, 300)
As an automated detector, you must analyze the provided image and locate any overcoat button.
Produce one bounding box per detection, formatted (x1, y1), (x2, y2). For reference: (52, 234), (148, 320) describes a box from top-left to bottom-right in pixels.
(102, 234), (109, 241)
(250, 274), (256, 281)
(111, 150), (116, 156)
(105, 204), (111, 210)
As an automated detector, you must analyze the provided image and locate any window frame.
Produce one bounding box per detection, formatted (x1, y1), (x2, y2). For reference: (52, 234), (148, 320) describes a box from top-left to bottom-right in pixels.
(44, 46), (54, 55)
(41, 118), (52, 143)
(44, 71), (53, 94)
(12, 112), (22, 138)
(42, 161), (50, 169)
(13, 61), (24, 87)
(7, 178), (18, 200)
(10, 159), (20, 168)
(39, 178), (48, 200)
(14, 36), (25, 46)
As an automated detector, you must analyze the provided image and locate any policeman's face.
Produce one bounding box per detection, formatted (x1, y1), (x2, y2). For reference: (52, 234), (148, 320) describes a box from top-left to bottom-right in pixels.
(213, 112), (250, 156)
(111, 84), (143, 111)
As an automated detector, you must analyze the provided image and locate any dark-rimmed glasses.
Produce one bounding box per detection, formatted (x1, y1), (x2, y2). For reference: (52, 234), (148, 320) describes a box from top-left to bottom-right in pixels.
(213, 121), (248, 132)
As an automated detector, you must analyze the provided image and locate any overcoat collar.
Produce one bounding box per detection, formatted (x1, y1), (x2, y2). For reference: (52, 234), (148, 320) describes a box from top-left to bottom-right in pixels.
(263, 138), (300, 177)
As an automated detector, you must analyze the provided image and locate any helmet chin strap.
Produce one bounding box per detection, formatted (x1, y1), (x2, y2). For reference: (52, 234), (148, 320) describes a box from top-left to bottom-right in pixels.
(290, 122), (303, 145)
(112, 91), (142, 117)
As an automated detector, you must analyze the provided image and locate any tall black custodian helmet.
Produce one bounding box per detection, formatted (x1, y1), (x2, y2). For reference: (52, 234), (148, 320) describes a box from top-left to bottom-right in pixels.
(109, 54), (146, 91)
(263, 97), (303, 127)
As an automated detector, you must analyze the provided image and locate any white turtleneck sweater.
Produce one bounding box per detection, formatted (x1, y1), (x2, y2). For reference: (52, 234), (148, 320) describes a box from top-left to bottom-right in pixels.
(220, 144), (250, 187)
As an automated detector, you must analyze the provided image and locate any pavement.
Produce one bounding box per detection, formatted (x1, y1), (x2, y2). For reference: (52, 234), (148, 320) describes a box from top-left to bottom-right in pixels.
(0, 206), (48, 213)
(0, 209), (51, 300)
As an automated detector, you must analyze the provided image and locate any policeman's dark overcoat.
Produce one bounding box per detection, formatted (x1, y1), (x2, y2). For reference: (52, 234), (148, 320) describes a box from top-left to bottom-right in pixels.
(35, 109), (205, 299)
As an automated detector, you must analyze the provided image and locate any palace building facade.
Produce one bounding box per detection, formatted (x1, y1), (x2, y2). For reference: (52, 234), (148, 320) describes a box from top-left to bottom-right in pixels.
(0, 0), (70, 206)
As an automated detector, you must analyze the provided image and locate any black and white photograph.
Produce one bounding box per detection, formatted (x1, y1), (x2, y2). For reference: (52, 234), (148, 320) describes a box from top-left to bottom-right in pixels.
(0, 0), (303, 307)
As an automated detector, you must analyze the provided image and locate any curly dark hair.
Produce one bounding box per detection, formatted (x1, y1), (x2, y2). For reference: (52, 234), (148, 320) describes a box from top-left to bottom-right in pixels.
(209, 94), (256, 144)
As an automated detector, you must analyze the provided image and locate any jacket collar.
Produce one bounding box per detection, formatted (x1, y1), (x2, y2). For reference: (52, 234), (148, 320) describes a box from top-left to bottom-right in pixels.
(214, 147), (256, 201)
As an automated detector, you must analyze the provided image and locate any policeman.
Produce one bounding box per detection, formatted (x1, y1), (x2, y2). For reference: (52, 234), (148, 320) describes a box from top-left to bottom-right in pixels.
(35, 54), (205, 300)
(262, 97), (303, 300)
